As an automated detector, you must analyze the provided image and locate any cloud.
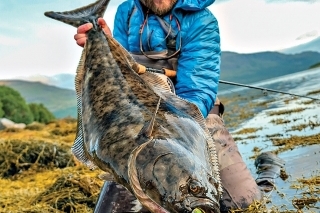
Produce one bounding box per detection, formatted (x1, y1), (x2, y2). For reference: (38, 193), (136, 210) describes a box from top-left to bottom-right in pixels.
(0, 23), (25, 33)
(209, 0), (320, 53)
(0, 0), (120, 79)
(265, 0), (319, 2)
(0, 24), (82, 78)
(296, 30), (319, 40)
(215, 0), (232, 2)
(217, 0), (320, 3)
(0, 35), (22, 46)
(1, 0), (320, 80)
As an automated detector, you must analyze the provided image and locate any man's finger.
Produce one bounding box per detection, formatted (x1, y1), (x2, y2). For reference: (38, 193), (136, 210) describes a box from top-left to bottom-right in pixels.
(97, 18), (111, 36)
(74, 33), (88, 47)
(77, 23), (93, 33)
(74, 33), (87, 41)
(76, 37), (87, 47)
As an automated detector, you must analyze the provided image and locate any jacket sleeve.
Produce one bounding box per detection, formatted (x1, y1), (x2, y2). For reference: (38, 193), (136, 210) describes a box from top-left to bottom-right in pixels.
(112, 2), (130, 49)
(175, 10), (221, 118)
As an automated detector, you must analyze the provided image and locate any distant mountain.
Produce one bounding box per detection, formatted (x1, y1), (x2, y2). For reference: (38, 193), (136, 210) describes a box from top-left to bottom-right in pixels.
(219, 51), (320, 91)
(19, 73), (75, 90)
(0, 80), (76, 118)
(279, 36), (320, 54)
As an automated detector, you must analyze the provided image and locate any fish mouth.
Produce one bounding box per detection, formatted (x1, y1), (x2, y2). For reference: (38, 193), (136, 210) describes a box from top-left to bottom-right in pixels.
(189, 198), (220, 213)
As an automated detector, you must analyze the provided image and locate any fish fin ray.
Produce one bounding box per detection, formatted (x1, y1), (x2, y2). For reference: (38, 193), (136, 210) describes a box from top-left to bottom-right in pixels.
(75, 48), (86, 94)
(140, 72), (175, 94)
(72, 115), (97, 170)
(141, 97), (162, 138)
(71, 50), (97, 170)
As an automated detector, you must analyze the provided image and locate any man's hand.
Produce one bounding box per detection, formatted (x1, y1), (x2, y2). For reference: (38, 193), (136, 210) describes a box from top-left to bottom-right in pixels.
(74, 18), (111, 47)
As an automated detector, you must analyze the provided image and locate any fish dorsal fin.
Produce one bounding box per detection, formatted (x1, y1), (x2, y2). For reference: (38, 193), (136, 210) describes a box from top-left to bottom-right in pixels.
(72, 112), (97, 169)
(44, 0), (110, 28)
(72, 50), (97, 169)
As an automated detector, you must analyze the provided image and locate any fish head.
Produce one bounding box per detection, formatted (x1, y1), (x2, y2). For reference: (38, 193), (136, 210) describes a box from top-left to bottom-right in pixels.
(131, 139), (221, 213)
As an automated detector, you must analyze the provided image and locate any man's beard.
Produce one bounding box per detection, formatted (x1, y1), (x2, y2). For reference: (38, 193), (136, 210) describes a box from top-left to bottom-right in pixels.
(140, 0), (177, 16)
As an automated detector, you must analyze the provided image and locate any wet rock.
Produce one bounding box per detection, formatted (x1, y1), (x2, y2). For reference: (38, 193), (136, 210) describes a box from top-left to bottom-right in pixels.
(0, 118), (26, 130)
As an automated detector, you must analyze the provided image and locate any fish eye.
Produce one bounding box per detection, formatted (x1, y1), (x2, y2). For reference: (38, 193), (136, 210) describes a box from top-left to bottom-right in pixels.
(188, 180), (203, 195)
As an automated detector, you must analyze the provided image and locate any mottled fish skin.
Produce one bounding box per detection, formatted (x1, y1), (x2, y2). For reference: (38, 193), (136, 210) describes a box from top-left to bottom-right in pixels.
(44, 0), (221, 212)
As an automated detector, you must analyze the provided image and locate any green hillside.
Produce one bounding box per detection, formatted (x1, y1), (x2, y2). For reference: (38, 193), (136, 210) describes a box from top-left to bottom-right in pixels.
(220, 51), (320, 86)
(0, 80), (76, 118)
(310, 62), (320, 69)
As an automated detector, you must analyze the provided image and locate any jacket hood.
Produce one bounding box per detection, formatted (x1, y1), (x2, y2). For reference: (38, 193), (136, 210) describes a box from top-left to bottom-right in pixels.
(174, 0), (215, 11)
(135, 0), (215, 12)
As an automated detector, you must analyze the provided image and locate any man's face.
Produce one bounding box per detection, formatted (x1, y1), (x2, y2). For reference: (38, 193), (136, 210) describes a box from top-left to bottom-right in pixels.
(140, 0), (177, 15)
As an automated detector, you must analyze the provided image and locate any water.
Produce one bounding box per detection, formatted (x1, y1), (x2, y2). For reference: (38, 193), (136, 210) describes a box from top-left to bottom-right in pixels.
(219, 67), (320, 98)
(225, 67), (320, 211)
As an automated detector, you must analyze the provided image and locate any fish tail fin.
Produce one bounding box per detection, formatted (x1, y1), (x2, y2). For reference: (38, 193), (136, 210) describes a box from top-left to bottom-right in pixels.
(44, 0), (110, 28)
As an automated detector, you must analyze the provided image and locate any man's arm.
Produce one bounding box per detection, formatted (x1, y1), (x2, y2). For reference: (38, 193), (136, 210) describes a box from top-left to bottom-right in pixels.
(112, 2), (131, 50)
(175, 10), (221, 118)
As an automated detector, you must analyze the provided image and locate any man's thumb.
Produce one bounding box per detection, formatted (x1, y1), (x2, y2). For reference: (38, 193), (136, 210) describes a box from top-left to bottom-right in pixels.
(98, 18), (111, 35)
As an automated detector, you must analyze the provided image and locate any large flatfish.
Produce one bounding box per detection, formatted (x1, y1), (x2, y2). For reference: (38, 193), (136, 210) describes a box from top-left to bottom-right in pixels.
(45, 0), (221, 212)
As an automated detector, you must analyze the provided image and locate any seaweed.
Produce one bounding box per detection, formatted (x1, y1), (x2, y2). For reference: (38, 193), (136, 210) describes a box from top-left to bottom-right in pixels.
(0, 139), (75, 178)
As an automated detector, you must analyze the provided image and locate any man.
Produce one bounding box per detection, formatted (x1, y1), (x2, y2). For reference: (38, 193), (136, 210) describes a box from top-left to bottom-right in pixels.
(74, 0), (284, 212)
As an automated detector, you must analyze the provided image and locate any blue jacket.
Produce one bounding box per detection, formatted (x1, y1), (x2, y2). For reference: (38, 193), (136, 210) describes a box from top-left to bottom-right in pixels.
(113, 0), (221, 117)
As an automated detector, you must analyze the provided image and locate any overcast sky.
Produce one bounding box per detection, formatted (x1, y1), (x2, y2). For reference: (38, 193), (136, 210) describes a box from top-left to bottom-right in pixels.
(0, 0), (319, 79)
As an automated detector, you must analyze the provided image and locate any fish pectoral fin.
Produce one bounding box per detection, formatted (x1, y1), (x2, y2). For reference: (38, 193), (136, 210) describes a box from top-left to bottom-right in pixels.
(140, 97), (161, 138)
(140, 72), (175, 94)
(141, 71), (209, 135)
